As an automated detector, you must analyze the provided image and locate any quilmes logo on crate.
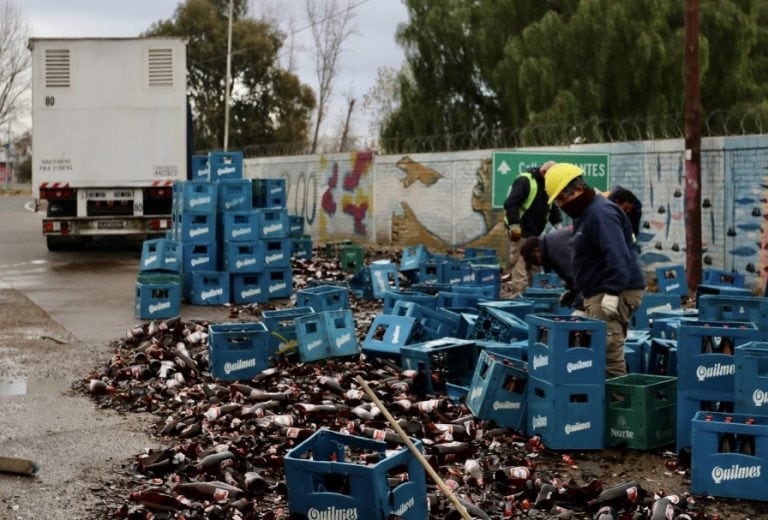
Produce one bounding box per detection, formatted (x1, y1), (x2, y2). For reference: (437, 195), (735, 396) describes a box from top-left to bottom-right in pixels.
(710, 464), (762, 484)
(201, 288), (224, 301)
(533, 354), (549, 370)
(224, 358), (257, 375)
(564, 420), (592, 435)
(532, 415), (548, 430)
(263, 223), (284, 235)
(143, 255), (158, 268)
(231, 227), (252, 239)
(224, 197), (246, 211)
(191, 256), (210, 268)
(189, 227), (210, 239)
(265, 253), (285, 265)
(269, 281), (288, 294)
(189, 196), (212, 208)
(307, 506), (359, 520)
(469, 386), (483, 401)
(236, 258), (257, 270)
(335, 332), (353, 349)
(217, 165), (238, 176)
(567, 360), (593, 373)
(241, 287), (262, 299)
(493, 400), (522, 410)
(753, 389), (768, 407)
(148, 301), (172, 315)
(696, 362), (735, 381)
(306, 339), (323, 352)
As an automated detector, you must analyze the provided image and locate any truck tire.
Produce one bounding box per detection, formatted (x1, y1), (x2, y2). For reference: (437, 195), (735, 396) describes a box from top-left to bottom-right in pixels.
(46, 236), (81, 251)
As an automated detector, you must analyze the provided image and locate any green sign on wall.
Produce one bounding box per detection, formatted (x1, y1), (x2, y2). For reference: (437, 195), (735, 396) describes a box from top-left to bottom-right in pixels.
(491, 151), (611, 208)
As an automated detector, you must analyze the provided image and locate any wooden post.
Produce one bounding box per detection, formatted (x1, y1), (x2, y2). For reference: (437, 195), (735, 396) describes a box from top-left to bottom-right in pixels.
(684, 0), (702, 294)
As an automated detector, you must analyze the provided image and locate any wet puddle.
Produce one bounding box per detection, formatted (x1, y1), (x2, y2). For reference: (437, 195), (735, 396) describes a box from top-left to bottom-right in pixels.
(0, 375), (72, 396)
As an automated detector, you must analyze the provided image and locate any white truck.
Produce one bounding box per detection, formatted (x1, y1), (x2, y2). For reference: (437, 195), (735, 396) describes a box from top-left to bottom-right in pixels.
(29, 37), (189, 250)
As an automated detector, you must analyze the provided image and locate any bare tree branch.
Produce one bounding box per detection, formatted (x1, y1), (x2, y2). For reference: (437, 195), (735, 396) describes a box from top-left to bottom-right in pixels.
(0, 0), (30, 128)
(305, 0), (357, 153)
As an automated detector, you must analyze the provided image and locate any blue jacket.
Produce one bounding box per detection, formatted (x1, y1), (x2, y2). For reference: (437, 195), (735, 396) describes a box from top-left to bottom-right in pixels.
(570, 194), (645, 298)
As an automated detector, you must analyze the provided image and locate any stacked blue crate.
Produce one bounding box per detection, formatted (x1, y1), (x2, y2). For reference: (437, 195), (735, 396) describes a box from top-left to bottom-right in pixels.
(655, 265), (688, 297)
(525, 314), (607, 448)
(400, 338), (479, 395)
(135, 237), (182, 320)
(698, 294), (768, 341)
(697, 266), (751, 301)
(734, 342), (768, 415)
(288, 214), (312, 260)
(171, 180), (228, 305)
(467, 349), (528, 431)
(675, 320), (761, 453)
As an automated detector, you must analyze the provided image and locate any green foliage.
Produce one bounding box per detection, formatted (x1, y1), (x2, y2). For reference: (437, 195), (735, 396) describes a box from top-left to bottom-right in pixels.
(144, 0), (315, 152)
(383, 0), (768, 151)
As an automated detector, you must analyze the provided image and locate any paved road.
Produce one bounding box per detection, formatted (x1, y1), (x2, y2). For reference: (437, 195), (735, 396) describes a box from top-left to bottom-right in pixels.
(0, 194), (228, 518)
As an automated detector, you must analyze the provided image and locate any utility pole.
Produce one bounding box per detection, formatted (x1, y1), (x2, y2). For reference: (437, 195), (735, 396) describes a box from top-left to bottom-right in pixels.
(684, 0), (702, 294)
(223, 0), (234, 151)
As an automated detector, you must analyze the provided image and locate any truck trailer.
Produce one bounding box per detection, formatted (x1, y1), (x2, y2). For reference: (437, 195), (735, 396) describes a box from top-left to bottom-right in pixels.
(29, 37), (188, 250)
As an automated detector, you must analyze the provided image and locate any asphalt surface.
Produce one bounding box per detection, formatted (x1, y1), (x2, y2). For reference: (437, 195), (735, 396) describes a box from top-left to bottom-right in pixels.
(0, 194), (228, 518)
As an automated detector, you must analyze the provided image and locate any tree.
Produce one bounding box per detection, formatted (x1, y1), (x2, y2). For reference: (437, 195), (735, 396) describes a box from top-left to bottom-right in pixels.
(0, 0), (30, 129)
(383, 0), (768, 150)
(305, 0), (357, 153)
(362, 66), (401, 140)
(144, 0), (315, 152)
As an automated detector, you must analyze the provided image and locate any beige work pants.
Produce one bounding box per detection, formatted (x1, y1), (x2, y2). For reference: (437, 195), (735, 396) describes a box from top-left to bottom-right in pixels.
(584, 289), (645, 378)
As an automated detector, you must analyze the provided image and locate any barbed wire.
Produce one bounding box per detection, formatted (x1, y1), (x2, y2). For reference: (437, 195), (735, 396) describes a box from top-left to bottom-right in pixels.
(240, 107), (768, 158)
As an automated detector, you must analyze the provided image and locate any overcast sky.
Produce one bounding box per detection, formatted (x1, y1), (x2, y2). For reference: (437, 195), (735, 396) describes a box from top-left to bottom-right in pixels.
(19, 0), (409, 140)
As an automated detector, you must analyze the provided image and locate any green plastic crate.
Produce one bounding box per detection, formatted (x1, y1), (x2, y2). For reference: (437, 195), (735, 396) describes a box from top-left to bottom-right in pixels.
(324, 240), (352, 257)
(606, 373), (676, 450)
(339, 244), (364, 273)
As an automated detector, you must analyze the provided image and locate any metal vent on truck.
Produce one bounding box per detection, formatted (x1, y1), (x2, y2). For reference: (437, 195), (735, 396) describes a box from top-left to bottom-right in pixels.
(44, 49), (71, 88)
(148, 48), (174, 87)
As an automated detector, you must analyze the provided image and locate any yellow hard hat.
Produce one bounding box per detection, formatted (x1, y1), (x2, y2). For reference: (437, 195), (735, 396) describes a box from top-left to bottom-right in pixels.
(545, 163), (584, 204)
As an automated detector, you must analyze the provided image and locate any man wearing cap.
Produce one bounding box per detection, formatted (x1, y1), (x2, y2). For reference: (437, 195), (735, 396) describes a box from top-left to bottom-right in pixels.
(544, 163), (645, 377)
(503, 161), (562, 296)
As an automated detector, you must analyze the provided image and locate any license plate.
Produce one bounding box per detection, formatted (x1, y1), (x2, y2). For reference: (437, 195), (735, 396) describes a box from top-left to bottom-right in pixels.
(98, 220), (125, 230)
(85, 190), (134, 200)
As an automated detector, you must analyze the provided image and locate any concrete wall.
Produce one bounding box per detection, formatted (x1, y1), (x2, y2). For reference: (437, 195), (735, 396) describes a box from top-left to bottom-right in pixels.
(244, 134), (768, 291)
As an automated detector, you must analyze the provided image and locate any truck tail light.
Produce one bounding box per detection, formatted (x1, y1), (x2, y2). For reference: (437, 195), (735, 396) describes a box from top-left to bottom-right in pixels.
(43, 221), (70, 233)
(145, 188), (172, 198)
(150, 218), (171, 230)
(40, 188), (74, 200)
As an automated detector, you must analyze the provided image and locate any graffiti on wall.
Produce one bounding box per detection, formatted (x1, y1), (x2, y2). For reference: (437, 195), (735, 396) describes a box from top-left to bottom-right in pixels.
(318, 151), (373, 241)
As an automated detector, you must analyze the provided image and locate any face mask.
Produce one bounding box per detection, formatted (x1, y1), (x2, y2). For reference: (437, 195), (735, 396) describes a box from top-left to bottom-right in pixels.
(559, 188), (595, 218)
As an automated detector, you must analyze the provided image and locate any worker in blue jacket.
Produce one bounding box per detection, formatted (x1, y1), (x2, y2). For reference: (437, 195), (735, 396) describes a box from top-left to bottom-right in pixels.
(503, 161), (562, 296)
(544, 163), (645, 377)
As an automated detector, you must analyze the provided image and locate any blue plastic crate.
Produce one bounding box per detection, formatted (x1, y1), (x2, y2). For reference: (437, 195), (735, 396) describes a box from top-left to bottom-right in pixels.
(191, 155), (209, 181)
(135, 276), (181, 320)
(209, 150), (243, 181)
(605, 374), (676, 449)
(264, 268), (292, 300)
(181, 242), (217, 272)
(630, 293), (681, 330)
(252, 178), (287, 209)
(735, 342), (768, 415)
(382, 290), (437, 315)
(453, 284), (497, 301)
(415, 261), (442, 284)
(469, 307), (528, 343)
(183, 270), (230, 305)
(476, 339), (528, 362)
(262, 306), (316, 352)
(647, 338), (678, 376)
(677, 392), (735, 452)
(650, 312), (699, 340)
(221, 211), (261, 242)
(530, 272), (564, 289)
(699, 295), (768, 340)
(477, 300), (535, 321)
(526, 314), (606, 385)
(391, 301), (459, 340)
(463, 247), (496, 259)
(208, 322), (275, 380)
(400, 245), (429, 271)
(173, 181), (218, 213)
(370, 262), (400, 298)
(230, 272), (268, 303)
(691, 411), (767, 500)
(256, 208), (289, 238)
(400, 338), (479, 395)
(441, 261), (464, 285)
(518, 292), (567, 315)
(436, 291), (483, 310)
(284, 429), (428, 520)
(656, 265), (688, 296)
(676, 321), (760, 394)
(296, 285), (349, 312)
(263, 239), (291, 269)
(441, 307), (479, 339)
(296, 310), (358, 362)
(288, 214), (305, 237)
(140, 238), (181, 273)
(291, 237), (313, 260)
(703, 269), (746, 288)
(696, 284), (752, 300)
(362, 314), (420, 359)
(527, 377), (605, 449)
(466, 350), (528, 431)
(409, 282), (452, 295)
(624, 331), (647, 374)
(175, 211), (217, 243)
(222, 241), (265, 273)
(217, 179), (252, 212)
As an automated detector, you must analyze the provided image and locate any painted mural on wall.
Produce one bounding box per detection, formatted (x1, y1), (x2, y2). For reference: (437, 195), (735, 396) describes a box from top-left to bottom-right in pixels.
(246, 134), (768, 291)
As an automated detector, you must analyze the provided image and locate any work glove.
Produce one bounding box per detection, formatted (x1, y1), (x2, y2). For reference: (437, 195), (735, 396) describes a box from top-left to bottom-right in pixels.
(507, 224), (522, 242)
(559, 289), (575, 308)
(601, 294), (620, 319)
(571, 309), (587, 318)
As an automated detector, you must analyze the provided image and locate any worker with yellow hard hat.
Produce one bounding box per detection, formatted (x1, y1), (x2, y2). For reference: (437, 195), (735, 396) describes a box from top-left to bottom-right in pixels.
(544, 163), (646, 378)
